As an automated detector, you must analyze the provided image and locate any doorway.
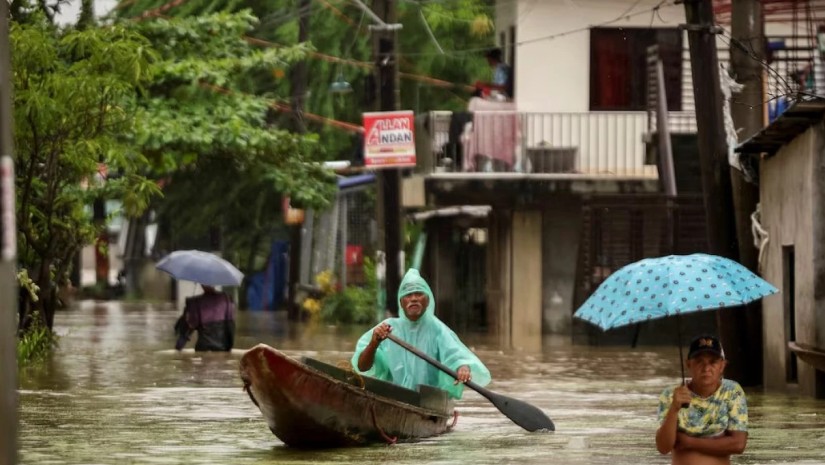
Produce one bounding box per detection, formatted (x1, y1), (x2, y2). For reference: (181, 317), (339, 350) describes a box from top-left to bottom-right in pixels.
(783, 245), (798, 383)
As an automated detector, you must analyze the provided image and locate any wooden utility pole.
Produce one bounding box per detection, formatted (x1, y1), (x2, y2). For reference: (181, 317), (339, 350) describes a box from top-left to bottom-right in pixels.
(729, 0), (764, 386)
(372, 0), (403, 316)
(683, 0), (751, 382)
(286, 0), (311, 321)
(0, 0), (18, 462)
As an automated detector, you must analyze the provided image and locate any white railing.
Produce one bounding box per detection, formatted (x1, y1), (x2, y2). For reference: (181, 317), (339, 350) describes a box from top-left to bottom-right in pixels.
(420, 111), (697, 177)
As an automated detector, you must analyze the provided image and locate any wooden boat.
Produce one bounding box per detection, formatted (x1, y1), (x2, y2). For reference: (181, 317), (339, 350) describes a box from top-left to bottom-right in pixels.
(239, 343), (455, 448)
(789, 341), (825, 372)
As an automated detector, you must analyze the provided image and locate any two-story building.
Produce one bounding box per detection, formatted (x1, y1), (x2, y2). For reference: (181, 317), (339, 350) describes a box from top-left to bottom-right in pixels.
(406, 0), (821, 352)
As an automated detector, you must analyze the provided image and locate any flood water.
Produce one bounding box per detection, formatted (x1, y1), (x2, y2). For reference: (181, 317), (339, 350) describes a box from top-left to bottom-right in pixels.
(17, 301), (825, 464)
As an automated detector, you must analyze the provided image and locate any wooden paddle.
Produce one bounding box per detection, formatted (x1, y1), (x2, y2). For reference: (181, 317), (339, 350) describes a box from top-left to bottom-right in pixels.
(387, 333), (555, 432)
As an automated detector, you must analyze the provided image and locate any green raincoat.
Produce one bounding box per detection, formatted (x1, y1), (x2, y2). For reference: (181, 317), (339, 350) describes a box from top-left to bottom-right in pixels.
(351, 269), (491, 399)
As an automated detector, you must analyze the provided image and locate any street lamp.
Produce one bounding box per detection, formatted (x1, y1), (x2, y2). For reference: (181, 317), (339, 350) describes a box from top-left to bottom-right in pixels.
(329, 73), (353, 94)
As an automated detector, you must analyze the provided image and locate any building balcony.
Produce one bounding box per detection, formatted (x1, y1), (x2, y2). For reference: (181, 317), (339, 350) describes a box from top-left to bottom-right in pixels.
(417, 110), (697, 178)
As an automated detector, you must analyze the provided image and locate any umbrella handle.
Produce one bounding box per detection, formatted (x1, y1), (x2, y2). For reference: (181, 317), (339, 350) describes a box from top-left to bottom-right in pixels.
(678, 318), (689, 409)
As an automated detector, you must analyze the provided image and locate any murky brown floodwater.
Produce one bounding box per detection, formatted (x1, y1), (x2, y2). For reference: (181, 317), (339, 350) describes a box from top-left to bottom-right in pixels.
(17, 301), (825, 464)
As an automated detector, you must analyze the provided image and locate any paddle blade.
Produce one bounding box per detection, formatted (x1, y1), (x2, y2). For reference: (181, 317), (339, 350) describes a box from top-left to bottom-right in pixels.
(480, 387), (555, 432)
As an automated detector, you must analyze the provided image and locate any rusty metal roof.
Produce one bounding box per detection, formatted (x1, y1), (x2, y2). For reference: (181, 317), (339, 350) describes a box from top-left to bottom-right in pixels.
(735, 98), (825, 156)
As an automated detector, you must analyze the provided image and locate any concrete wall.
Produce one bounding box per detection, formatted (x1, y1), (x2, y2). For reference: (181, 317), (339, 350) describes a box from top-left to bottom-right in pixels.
(497, 0), (686, 113)
(511, 211), (543, 351)
(486, 211), (512, 347)
(495, 0), (797, 114)
(541, 198), (582, 333)
(760, 124), (820, 395)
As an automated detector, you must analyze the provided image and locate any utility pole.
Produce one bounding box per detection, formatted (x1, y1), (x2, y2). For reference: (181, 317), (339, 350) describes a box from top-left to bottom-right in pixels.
(286, 0), (311, 321)
(683, 0), (751, 383)
(372, 0), (403, 316)
(0, 0), (18, 463)
(729, 0), (764, 386)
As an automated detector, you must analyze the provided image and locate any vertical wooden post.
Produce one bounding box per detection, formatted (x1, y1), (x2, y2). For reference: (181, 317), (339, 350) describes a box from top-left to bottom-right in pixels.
(683, 0), (749, 381)
(287, 0), (310, 320)
(373, 0), (402, 316)
(0, 1), (18, 462)
(730, 0), (764, 386)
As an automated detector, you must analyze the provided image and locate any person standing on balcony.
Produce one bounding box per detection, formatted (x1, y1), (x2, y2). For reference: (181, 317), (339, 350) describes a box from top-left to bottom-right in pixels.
(655, 335), (749, 465)
(475, 48), (513, 100)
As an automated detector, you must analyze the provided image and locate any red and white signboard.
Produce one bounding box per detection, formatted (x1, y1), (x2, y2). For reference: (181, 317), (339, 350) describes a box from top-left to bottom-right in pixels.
(363, 110), (416, 168)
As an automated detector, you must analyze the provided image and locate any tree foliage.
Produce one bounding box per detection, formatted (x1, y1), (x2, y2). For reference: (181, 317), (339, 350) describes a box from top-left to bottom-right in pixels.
(111, 0), (495, 276)
(115, 0), (496, 159)
(121, 11), (337, 270)
(12, 17), (160, 329)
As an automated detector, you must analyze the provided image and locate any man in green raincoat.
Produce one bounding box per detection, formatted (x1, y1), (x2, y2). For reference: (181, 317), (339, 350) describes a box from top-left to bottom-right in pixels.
(351, 269), (491, 399)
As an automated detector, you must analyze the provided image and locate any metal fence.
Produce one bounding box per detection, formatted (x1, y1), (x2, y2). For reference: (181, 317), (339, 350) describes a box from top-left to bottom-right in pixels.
(300, 184), (376, 289)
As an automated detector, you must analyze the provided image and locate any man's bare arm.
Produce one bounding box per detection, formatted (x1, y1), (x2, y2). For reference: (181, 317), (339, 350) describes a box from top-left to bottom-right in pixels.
(357, 340), (379, 371)
(655, 407), (680, 454)
(357, 323), (391, 371)
(675, 431), (748, 456)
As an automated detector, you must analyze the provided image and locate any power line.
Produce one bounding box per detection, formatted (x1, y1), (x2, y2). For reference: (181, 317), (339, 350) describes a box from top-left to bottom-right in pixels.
(517, 0), (679, 47)
(245, 36), (475, 90)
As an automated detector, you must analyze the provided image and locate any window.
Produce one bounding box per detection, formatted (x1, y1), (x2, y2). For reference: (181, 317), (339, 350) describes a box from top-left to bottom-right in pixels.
(590, 28), (682, 111)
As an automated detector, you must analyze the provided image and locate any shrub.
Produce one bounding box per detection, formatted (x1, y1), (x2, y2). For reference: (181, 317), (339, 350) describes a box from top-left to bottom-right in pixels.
(17, 312), (58, 365)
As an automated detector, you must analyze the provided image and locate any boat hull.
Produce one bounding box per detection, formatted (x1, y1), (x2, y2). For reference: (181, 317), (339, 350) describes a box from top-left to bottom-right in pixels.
(239, 344), (453, 448)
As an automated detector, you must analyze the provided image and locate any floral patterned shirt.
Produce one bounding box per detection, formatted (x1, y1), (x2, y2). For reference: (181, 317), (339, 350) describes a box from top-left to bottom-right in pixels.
(657, 379), (748, 437)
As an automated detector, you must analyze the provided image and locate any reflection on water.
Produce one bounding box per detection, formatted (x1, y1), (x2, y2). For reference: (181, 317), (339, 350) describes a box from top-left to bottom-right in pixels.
(18, 301), (825, 464)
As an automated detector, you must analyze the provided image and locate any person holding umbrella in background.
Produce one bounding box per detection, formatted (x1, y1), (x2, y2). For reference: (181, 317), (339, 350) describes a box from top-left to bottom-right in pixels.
(655, 334), (748, 464)
(155, 250), (243, 352)
(174, 284), (235, 352)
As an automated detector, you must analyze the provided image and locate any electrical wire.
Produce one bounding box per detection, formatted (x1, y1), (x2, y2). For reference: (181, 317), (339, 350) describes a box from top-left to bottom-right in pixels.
(516, 0), (679, 47)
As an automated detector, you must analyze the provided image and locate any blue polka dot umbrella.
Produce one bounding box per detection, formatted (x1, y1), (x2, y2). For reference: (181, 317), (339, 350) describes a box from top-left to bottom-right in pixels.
(573, 253), (778, 331)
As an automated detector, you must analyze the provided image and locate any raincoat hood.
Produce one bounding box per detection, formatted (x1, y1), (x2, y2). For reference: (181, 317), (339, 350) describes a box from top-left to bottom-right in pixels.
(352, 269), (491, 399)
(397, 269), (435, 323)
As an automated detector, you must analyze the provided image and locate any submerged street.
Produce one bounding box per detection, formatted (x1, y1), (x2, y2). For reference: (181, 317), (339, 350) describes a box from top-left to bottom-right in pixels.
(17, 301), (825, 465)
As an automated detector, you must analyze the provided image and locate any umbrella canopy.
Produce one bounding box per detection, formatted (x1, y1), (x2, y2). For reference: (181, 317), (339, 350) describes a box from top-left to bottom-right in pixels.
(156, 250), (244, 287)
(573, 253), (778, 331)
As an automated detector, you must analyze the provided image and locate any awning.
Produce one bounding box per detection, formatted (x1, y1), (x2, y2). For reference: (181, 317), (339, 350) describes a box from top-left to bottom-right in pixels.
(736, 98), (825, 156)
(337, 173), (376, 189)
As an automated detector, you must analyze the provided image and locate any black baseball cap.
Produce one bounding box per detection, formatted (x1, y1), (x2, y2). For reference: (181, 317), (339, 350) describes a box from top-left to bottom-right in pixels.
(687, 335), (726, 360)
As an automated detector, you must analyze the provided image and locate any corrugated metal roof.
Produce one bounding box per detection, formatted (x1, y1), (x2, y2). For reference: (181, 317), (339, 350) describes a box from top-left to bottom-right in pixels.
(735, 98), (825, 156)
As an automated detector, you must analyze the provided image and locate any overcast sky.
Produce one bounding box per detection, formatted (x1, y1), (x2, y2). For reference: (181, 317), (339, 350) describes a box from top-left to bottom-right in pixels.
(55, 0), (119, 25)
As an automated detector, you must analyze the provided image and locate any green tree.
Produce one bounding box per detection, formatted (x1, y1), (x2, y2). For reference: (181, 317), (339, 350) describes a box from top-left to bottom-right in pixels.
(110, 0), (494, 280)
(12, 17), (161, 330)
(123, 11), (337, 272)
(115, 0), (495, 159)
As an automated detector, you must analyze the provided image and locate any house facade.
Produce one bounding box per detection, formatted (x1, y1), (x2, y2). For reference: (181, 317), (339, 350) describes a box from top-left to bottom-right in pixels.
(737, 100), (825, 398)
(407, 0), (822, 355)
(407, 1), (710, 350)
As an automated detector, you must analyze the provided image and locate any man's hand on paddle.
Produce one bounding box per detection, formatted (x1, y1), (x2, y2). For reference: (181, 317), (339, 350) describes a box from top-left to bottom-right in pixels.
(370, 322), (392, 346)
(454, 365), (472, 385)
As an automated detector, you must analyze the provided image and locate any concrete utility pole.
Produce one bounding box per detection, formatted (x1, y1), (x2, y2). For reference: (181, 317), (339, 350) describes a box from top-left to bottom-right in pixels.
(729, 0), (764, 386)
(372, 0), (403, 316)
(286, 0), (311, 321)
(0, 0), (18, 462)
(683, 0), (752, 383)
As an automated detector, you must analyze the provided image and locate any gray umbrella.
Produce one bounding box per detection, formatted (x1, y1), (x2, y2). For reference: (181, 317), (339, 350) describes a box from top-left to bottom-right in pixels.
(156, 250), (244, 286)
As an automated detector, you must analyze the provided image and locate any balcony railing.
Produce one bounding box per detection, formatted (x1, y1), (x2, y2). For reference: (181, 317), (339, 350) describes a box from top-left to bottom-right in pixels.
(420, 110), (696, 177)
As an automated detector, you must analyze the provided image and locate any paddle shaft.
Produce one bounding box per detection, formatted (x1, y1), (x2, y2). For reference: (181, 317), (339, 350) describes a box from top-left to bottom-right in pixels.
(386, 333), (485, 393)
(386, 333), (556, 432)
